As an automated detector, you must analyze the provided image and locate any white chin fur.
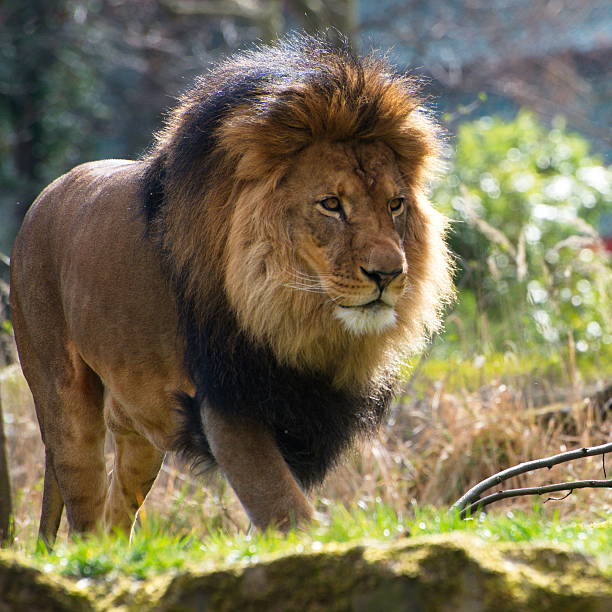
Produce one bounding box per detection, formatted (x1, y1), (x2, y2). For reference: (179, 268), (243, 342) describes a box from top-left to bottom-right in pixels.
(334, 305), (397, 335)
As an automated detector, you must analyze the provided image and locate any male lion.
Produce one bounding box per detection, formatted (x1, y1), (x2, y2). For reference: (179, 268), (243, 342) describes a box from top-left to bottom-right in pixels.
(10, 36), (453, 546)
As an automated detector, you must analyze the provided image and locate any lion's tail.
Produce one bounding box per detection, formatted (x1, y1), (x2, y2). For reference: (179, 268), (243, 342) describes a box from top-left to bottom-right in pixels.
(173, 392), (217, 475)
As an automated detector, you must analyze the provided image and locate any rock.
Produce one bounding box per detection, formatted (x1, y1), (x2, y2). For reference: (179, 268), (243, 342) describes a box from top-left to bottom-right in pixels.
(1, 534), (610, 611)
(154, 534), (611, 612)
(0, 552), (92, 612)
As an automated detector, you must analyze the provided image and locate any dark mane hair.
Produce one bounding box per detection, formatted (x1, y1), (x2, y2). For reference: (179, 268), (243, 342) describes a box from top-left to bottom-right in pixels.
(139, 34), (449, 488)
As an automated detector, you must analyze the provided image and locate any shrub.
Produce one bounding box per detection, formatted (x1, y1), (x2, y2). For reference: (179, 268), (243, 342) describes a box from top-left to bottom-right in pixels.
(434, 111), (611, 372)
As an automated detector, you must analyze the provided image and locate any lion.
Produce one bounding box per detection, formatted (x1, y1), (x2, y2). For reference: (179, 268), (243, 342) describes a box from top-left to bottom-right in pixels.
(10, 35), (453, 546)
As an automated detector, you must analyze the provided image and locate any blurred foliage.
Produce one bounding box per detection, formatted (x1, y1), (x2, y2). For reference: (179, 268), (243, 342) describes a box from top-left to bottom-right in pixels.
(0, 1), (109, 250)
(434, 111), (612, 371)
(0, 1), (609, 379)
(0, 0), (264, 253)
(0, 0), (356, 254)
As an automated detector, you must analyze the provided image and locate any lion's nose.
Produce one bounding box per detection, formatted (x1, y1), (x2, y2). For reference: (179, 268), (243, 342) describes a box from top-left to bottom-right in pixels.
(360, 266), (403, 291)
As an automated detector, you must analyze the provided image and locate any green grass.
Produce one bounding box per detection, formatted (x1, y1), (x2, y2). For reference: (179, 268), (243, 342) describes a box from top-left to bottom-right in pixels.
(403, 340), (609, 393)
(405, 352), (566, 393)
(27, 503), (611, 581)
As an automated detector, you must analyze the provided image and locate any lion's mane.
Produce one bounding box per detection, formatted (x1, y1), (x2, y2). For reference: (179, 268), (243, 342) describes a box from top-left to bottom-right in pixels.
(141, 35), (453, 487)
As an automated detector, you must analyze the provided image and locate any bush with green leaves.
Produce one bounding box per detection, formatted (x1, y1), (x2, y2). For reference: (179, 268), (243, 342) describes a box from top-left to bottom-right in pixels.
(434, 111), (611, 371)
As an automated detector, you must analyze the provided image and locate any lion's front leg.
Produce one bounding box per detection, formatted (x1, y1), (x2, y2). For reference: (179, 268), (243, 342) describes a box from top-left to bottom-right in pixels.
(202, 405), (314, 531)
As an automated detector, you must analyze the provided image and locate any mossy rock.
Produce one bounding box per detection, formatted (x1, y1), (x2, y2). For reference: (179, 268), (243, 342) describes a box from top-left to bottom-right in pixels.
(0, 551), (93, 612)
(1, 534), (610, 611)
(154, 534), (610, 612)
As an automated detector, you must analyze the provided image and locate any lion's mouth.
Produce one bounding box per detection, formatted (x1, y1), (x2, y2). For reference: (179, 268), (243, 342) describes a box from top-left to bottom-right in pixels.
(336, 291), (395, 311)
(338, 298), (380, 309)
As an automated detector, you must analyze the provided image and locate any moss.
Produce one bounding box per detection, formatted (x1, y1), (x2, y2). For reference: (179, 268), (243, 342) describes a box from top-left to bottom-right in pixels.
(155, 548), (382, 612)
(2, 535), (610, 611)
(0, 550), (93, 612)
(154, 535), (611, 612)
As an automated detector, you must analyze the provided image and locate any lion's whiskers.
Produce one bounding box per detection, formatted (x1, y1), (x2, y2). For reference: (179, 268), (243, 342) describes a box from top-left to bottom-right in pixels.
(284, 268), (326, 295)
(284, 282), (327, 295)
(285, 267), (334, 283)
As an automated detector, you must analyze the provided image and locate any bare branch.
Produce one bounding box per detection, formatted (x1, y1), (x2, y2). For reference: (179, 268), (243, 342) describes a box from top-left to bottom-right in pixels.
(460, 186), (517, 257)
(451, 442), (612, 516)
(459, 479), (612, 519)
(160, 0), (263, 20)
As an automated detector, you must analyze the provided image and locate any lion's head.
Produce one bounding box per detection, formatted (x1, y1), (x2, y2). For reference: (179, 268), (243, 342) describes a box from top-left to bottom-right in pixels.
(143, 35), (454, 391)
(271, 139), (411, 334)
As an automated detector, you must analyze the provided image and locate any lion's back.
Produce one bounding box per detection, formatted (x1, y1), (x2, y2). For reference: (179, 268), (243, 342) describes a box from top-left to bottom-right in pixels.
(11, 159), (141, 315)
(13, 159), (140, 269)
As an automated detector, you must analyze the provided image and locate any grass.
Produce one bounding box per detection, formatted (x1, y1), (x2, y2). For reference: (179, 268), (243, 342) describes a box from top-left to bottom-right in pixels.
(4, 340), (608, 580)
(0, 359), (609, 609)
(25, 504), (611, 581)
(1, 339), (610, 553)
(1, 324), (609, 584)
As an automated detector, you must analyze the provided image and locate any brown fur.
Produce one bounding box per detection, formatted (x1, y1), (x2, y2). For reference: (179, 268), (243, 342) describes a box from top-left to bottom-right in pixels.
(10, 36), (453, 545)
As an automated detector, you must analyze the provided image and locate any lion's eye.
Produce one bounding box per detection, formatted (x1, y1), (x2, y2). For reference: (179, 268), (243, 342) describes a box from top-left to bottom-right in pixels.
(317, 197), (343, 216)
(389, 197), (405, 216)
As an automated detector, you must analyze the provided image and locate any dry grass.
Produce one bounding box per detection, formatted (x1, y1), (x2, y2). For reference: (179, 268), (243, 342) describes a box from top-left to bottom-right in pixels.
(336, 378), (610, 516)
(2, 346), (609, 547)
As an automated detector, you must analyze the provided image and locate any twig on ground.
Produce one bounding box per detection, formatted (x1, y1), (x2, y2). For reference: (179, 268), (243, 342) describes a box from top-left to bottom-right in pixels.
(451, 442), (612, 519)
(459, 480), (611, 518)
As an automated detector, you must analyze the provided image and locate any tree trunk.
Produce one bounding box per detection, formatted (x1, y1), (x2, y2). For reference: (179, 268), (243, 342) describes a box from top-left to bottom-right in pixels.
(0, 388), (12, 545)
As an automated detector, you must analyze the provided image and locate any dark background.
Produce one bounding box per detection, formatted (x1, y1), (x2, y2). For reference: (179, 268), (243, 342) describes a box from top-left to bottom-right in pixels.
(1, 0), (610, 253)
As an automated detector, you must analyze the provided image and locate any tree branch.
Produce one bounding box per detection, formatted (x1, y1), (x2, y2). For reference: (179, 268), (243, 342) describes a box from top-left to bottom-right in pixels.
(458, 479), (612, 519)
(450, 442), (612, 517)
(160, 0), (262, 20)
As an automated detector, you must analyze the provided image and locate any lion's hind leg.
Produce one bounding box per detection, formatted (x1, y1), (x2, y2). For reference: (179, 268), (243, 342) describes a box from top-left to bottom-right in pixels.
(29, 357), (108, 541)
(39, 449), (64, 549)
(11, 281), (108, 544)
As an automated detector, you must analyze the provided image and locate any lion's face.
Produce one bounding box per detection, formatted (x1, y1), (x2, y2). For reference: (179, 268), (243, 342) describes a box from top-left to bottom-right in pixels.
(283, 140), (409, 335)
(224, 136), (449, 381)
